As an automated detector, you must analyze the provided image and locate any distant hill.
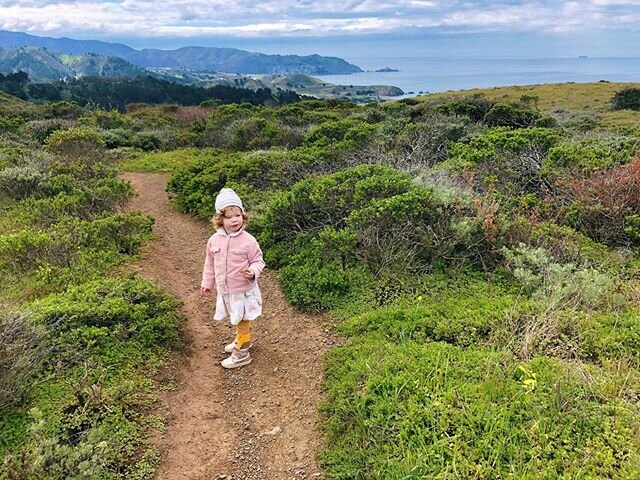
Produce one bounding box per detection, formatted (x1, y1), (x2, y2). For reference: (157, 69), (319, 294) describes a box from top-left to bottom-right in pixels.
(0, 46), (147, 81)
(0, 30), (363, 75)
(124, 47), (362, 75)
(0, 30), (134, 57)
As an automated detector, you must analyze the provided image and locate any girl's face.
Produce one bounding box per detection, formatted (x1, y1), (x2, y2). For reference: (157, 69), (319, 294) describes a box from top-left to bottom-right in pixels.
(222, 206), (244, 233)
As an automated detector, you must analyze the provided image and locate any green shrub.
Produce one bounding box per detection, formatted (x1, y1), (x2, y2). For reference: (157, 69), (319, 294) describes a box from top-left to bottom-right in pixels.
(0, 115), (27, 133)
(449, 127), (560, 166)
(545, 134), (640, 172)
(435, 95), (494, 122)
(529, 221), (629, 274)
(0, 230), (51, 273)
(2, 276), (181, 479)
(347, 186), (487, 273)
(483, 102), (541, 128)
(131, 130), (163, 151)
(280, 259), (353, 311)
(339, 292), (512, 347)
(0, 166), (50, 200)
(20, 119), (75, 144)
(227, 117), (283, 150)
(612, 88), (640, 111)
(41, 101), (85, 120)
(167, 150), (292, 219)
(502, 243), (614, 310)
(100, 127), (133, 149)
(304, 119), (363, 146)
(31, 275), (180, 360)
(79, 109), (132, 129)
(45, 128), (106, 160)
(44, 128), (113, 180)
(259, 165), (413, 261)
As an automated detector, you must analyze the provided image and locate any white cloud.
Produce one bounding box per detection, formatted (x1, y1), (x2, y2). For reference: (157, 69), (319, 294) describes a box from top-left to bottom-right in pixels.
(0, 0), (639, 39)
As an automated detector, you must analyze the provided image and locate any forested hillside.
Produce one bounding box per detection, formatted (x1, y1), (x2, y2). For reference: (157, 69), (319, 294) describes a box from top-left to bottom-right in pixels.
(2, 82), (640, 478)
(0, 72), (303, 110)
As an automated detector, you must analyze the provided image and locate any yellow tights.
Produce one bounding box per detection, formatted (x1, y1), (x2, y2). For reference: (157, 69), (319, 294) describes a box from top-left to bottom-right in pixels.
(235, 320), (251, 349)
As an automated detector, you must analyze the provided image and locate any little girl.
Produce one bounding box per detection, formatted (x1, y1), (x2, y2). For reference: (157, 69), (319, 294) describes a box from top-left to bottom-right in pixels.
(200, 188), (265, 369)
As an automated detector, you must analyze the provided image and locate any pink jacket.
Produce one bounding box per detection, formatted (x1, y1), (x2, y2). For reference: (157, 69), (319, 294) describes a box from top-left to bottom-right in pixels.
(201, 228), (265, 294)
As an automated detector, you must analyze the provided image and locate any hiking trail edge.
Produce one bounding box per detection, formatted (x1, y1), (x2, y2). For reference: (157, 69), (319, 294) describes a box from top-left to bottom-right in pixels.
(123, 172), (335, 480)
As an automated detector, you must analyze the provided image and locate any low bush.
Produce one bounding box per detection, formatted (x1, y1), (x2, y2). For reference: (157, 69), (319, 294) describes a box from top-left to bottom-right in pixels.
(483, 102), (542, 128)
(259, 165), (413, 261)
(449, 127), (560, 166)
(0, 166), (50, 200)
(435, 95), (494, 122)
(167, 150), (291, 219)
(31, 275), (180, 361)
(304, 119), (365, 147)
(502, 243), (614, 311)
(559, 157), (640, 246)
(20, 119), (75, 144)
(545, 134), (640, 173)
(280, 260), (355, 311)
(131, 130), (164, 151)
(0, 212), (152, 296)
(612, 87), (640, 111)
(347, 186), (489, 273)
(44, 128), (106, 161)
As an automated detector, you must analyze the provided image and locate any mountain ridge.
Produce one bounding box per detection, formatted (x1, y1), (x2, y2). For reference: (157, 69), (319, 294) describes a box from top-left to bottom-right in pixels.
(0, 30), (362, 75)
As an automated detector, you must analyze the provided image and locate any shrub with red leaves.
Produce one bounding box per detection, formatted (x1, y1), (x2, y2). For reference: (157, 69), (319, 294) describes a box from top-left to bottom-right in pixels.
(559, 157), (640, 246)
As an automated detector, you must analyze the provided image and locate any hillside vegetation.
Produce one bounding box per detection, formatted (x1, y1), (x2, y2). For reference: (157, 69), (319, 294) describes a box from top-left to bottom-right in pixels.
(425, 81), (640, 130)
(1, 81), (640, 478)
(0, 72), (303, 110)
(0, 46), (147, 82)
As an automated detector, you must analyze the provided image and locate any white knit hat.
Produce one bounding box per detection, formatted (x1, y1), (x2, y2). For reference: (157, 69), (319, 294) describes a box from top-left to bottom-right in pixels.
(215, 188), (244, 213)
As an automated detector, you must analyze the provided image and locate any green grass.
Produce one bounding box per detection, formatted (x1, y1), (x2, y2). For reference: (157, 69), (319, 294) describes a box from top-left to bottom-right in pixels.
(322, 339), (640, 479)
(321, 272), (640, 479)
(119, 147), (217, 173)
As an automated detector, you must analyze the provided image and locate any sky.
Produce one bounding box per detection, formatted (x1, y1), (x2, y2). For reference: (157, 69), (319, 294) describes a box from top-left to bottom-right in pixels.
(1, 0), (639, 59)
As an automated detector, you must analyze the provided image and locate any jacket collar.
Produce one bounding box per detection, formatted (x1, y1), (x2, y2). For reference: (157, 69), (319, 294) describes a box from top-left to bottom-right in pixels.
(217, 227), (244, 237)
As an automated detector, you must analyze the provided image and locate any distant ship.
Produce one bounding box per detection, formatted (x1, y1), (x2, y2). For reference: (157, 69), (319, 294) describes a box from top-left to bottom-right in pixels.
(578, 55), (588, 58)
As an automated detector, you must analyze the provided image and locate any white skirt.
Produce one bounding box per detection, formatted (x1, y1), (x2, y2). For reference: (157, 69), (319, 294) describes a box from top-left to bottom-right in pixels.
(214, 285), (262, 325)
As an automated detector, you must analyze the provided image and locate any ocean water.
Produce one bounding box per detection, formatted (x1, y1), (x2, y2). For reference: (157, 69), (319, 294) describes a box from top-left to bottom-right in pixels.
(316, 57), (640, 95)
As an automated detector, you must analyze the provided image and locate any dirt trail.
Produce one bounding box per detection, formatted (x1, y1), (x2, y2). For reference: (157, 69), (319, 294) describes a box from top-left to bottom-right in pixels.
(123, 173), (333, 480)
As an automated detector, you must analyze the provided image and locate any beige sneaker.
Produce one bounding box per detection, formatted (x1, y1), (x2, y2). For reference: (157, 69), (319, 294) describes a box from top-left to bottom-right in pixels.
(221, 349), (252, 369)
(224, 341), (253, 353)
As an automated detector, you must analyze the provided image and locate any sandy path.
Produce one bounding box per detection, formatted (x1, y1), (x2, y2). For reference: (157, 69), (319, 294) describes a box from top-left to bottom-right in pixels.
(123, 172), (333, 480)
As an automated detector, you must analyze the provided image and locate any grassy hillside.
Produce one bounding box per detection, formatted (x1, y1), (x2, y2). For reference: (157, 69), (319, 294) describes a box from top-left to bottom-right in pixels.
(422, 81), (640, 129)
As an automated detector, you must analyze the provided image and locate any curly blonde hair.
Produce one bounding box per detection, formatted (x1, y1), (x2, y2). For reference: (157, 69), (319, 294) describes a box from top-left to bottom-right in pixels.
(211, 206), (250, 229)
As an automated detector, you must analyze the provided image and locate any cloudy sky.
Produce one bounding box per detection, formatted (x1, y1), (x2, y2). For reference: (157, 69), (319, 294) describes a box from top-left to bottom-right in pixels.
(1, 0), (639, 57)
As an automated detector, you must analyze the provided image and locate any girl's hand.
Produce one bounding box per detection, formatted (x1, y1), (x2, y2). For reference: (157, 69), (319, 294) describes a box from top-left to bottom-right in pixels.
(240, 268), (255, 280)
(201, 287), (211, 295)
